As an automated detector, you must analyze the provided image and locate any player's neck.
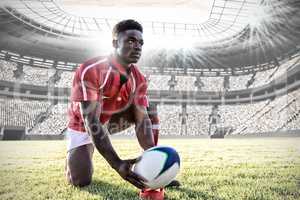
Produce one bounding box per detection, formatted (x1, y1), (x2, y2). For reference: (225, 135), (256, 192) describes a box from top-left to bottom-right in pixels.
(115, 55), (132, 75)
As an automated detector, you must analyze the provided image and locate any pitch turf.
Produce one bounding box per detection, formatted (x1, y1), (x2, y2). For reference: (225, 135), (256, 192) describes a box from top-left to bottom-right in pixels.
(0, 137), (299, 200)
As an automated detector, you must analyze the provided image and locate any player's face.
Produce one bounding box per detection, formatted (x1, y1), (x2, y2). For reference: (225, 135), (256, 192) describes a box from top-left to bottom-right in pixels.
(115, 30), (144, 65)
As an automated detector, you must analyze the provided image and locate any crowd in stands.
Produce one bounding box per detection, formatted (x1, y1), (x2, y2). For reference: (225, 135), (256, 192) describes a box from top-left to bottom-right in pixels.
(29, 103), (68, 135)
(54, 71), (74, 88)
(147, 55), (298, 92)
(157, 104), (182, 135)
(185, 105), (211, 135)
(0, 54), (299, 136)
(249, 56), (299, 89)
(286, 114), (300, 130)
(21, 65), (56, 86)
(1, 54), (298, 91)
(200, 77), (224, 92)
(0, 89), (299, 136)
(232, 89), (300, 134)
(0, 97), (50, 129)
(174, 76), (197, 91)
(147, 75), (170, 90)
(144, 88), (300, 136)
(0, 60), (17, 81)
(229, 74), (253, 90)
(218, 101), (267, 130)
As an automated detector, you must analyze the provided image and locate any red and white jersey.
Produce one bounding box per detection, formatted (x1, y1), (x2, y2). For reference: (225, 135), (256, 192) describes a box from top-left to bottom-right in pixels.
(68, 55), (148, 132)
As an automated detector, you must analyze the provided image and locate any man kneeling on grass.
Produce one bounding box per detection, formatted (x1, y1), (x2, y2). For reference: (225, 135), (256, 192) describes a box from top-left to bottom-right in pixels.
(65, 19), (180, 200)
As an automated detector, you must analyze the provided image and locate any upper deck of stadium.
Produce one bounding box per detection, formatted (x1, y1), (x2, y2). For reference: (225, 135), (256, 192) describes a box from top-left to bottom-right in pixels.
(0, 0), (299, 75)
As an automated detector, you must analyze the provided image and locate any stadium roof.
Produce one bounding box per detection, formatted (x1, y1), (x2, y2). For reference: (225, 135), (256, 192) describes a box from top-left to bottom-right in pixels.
(0, 0), (299, 75)
(1, 0), (256, 42)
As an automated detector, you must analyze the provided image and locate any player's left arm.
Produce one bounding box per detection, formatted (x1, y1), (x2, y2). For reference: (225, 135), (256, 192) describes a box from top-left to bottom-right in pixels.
(134, 105), (155, 150)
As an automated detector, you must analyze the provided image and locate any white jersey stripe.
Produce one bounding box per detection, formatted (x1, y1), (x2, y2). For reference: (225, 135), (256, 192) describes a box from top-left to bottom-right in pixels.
(100, 66), (112, 90)
(130, 73), (136, 93)
(81, 58), (107, 101)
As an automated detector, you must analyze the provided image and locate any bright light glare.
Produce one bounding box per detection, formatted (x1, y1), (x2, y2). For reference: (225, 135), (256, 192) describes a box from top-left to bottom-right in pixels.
(248, 0), (273, 28)
(88, 32), (113, 54)
(144, 34), (196, 50)
(61, 4), (212, 24)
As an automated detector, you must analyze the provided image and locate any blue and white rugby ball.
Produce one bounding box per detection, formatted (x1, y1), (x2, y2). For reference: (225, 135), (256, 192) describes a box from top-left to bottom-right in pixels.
(133, 145), (180, 189)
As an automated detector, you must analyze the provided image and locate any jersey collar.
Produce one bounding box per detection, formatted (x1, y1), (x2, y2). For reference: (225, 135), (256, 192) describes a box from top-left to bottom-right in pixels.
(110, 55), (134, 76)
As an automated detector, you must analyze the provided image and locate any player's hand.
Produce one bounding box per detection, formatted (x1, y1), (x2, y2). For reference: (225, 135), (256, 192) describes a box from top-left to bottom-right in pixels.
(115, 157), (147, 189)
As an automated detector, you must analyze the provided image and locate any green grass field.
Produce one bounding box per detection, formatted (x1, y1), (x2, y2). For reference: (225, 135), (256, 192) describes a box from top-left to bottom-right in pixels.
(0, 137), (300, 200)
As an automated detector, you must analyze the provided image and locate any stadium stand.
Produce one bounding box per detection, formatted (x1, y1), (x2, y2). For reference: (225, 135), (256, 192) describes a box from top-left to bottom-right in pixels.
(218, 101), (267, 132)
(0, 57), (299, 137)
(21, 65), (56, 86)
(29, 103), (68, 135)
(156, 89), (300, 136)
(232, 89), (300, 134)
(175, 76), (197, 91)
(157, 105), (182, 136)
(1, 53), (298, 92)
(0, 0), (299, 138)
(0, 97), (51, 130)
(229, 74), (253, 90)
(200, 77), (224, 92)
(0, 60), (17, 81)
(147, 75), (170, 90)
(249, 55), (300, 89)
(186, 105), (211, 136)
(54, 71), (74, 88)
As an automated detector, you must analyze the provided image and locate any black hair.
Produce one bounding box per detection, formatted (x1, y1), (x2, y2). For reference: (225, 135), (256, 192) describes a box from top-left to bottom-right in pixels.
(112, 19), (143, 39)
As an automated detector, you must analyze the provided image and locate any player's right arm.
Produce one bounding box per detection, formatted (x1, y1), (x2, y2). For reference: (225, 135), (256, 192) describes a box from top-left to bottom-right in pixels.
(80, 100), (146, 189)
(80, 100), (121, 169)
(71, 61), (145, 189)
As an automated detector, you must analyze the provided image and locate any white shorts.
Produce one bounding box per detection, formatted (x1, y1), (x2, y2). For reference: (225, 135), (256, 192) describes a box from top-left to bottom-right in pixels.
(66, 128), (93, 152)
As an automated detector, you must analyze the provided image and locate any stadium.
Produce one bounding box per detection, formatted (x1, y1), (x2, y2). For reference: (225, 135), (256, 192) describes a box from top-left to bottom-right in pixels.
(0, 0), (299, 200)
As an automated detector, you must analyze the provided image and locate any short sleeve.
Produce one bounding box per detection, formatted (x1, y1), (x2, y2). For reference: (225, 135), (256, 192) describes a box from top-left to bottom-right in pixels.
(70, 64), (100, 101)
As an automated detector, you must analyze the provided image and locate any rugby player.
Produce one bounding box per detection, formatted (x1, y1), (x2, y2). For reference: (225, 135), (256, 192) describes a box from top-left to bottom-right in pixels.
(65, 19), (179, 200)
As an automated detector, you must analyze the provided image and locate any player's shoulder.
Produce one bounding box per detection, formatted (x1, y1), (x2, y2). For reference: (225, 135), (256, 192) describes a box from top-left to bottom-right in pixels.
(81, 56), (108, 69)
(75, 56), (110, 76)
